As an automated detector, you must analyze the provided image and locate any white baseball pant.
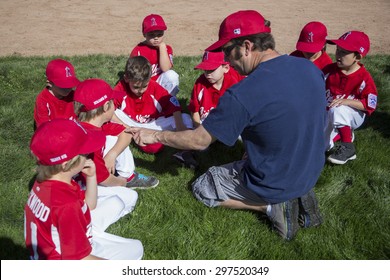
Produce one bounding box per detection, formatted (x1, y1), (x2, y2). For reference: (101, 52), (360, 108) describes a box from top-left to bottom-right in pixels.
(325, 105), (366, 150)
(156, 69), (179, 96)
(89, 135), (143, 259)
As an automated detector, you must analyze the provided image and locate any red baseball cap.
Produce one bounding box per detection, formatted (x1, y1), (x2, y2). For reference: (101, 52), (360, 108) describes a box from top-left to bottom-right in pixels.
(296, 21), (328, 53)
(195, 51), (228, 70)
(205, 10), (271, 51)
(45, 59), (80, 88)
(327, 31), (370, 57)
(142, 14), (167, 34)
(74, 78), (125, 111)
(30, 119), (105, 165)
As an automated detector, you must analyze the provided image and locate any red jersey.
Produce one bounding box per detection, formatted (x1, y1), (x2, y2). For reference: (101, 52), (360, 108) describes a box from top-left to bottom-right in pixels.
(114, 79), (181, 124)
(289, 50), (333, 71)
(130, 43), (174, 81)
(79, 122), (125, 184)
(323, 63), (378, 115)
(34, 88), (76, 127)
(24, 179), (92, 260)
(188, 68), (244, 122)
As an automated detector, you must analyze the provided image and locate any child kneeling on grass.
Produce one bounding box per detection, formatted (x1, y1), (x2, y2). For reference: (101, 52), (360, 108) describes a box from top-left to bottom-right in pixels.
(25, 119), (143, 259)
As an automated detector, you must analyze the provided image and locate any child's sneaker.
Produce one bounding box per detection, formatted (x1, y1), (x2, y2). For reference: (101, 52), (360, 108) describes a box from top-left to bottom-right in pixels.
(172, 151), (199, 169)
(327, 142), (356, 164)
(266, 198), (300, 241)
(126, 172), (159, 189)
(298, 189), (323, 228)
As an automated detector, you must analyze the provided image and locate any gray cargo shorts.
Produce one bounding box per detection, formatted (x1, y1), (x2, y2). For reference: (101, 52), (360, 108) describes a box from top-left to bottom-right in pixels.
(192, 160), (266, 207)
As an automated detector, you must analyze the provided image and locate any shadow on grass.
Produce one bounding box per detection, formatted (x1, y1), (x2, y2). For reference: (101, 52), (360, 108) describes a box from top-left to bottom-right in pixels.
(0, 237), (29, 260)
(28, 173), (37, 192)
(362, 111), (390, 139)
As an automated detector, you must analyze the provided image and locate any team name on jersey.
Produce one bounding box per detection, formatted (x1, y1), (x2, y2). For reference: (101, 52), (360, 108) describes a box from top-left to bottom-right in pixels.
(151, 64), (161, 77)
(200, 106), (214, 122)
(136, 114), (153, 124)
(27, 189), (50, 222)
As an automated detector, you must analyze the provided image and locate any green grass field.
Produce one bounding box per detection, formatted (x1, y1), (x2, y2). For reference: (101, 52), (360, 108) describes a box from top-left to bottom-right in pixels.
(0, 54), (389, 260)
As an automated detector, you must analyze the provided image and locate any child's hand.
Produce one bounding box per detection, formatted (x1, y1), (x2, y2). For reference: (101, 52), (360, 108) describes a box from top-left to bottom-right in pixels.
(159, 41), (167, 51)
(329, 94), (346, 108)
(82, 159), (96, 177)
(103, 152), (116, 174)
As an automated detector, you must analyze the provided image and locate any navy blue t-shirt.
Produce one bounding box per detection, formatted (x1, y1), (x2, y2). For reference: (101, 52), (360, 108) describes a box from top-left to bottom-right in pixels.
(202, 55), (327, 203)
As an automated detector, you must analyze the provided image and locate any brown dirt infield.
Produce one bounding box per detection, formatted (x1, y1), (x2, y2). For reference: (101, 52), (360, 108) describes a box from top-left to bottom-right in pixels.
(0, 0), (389, 57)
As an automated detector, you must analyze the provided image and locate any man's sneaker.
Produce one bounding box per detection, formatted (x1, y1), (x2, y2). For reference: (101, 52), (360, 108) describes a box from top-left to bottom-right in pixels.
(266, 199), (299, 241)
(172, 150), (199, 169)
(126, 172), (159, 189)
(327, 142), (356, 164)
(298, 189), (323, 228)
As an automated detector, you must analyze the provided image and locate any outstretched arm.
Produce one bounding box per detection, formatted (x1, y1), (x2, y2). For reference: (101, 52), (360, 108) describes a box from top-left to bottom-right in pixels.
(128, 125), (216, 151)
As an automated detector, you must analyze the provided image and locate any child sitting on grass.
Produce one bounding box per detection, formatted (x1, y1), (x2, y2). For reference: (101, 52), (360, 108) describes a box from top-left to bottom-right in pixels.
(130, 14), (179, 96)
(34, 58), (80, 128)
(113, 56), (193, 156)
(324, 31), (378, 164)
(73, 78), (159, 190)
(25, 119), (143, 259)
(290, 21), (332, 71)
(174, 51), (244, 169)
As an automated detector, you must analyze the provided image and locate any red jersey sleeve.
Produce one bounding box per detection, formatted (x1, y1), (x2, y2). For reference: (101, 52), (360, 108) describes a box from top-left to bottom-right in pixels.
(357, 72), (378, 115)
(150, 80), (182, 117)
(102, 122), (125, 136)
(188, 75), (206, 113)
(34, 91), (51, 127)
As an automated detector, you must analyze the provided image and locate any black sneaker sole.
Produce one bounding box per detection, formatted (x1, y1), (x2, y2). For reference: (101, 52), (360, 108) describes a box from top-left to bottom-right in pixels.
(327, 154), (356, 165)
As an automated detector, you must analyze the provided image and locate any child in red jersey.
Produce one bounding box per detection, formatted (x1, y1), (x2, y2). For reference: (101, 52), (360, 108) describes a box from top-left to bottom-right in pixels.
(113, 56), (193, 154)
(324, 31), (378, 164)
(25, 119), (143, 259)
(173, 51), (245, 168)
(189, 51), (244, 127)
(130, 14), (179, 96)
(290, 22), (333, 71)
(74, 78), (159, 190)
(33, 59), (80, 128)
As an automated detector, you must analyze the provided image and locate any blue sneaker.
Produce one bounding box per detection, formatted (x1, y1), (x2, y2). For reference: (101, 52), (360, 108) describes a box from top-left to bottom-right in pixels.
(126, 172), (159, 190)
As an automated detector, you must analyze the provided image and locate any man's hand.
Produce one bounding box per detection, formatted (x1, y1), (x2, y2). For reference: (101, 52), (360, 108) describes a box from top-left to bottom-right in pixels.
(126, 127), (159, 146)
